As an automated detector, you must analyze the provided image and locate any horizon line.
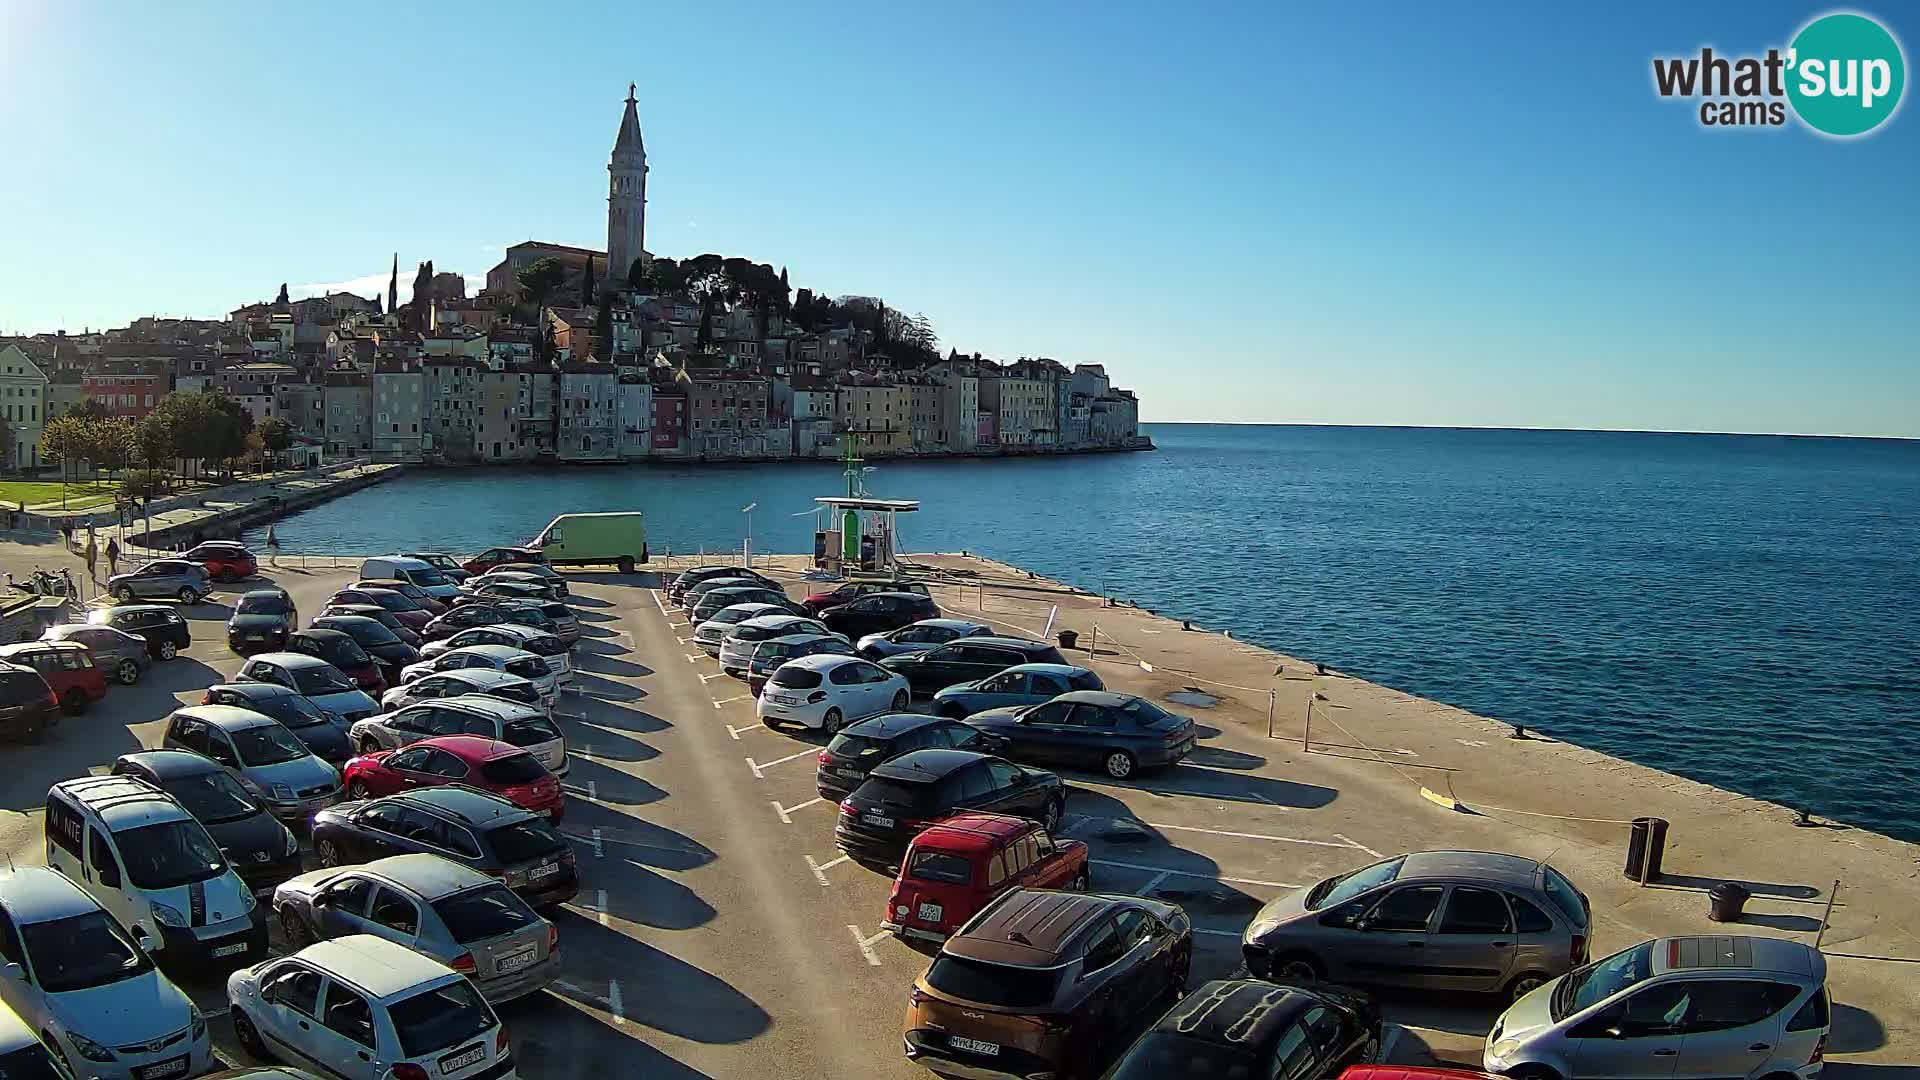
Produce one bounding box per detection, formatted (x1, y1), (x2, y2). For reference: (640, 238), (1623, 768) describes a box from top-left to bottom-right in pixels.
(1138, 419), (1920, 443)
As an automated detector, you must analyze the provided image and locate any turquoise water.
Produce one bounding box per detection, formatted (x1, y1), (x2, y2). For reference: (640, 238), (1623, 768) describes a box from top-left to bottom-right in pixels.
(250, 424), (1920, 840)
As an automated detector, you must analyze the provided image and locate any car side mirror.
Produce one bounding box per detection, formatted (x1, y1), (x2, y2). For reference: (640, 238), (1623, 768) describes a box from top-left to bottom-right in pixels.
(1604, 1026), (1626, 1040)
(1351, 916), (1373, 932)
(130, 926), (153, 950)
(1, 962), (24, 982)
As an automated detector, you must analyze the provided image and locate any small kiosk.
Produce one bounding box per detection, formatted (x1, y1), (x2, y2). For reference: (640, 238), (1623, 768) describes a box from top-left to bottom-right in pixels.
(812, 434), (919, 576)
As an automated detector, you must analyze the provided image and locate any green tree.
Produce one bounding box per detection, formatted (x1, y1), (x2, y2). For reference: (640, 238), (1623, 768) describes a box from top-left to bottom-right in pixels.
(137, 410), (177, 473)
(594, 295), (613, 354)
(257, 416), (294, 453)
(94, 417), (138, 479)
(40, 415), (94, 501)
(517, 258), (568, 314)
(582, 257), (597, 307)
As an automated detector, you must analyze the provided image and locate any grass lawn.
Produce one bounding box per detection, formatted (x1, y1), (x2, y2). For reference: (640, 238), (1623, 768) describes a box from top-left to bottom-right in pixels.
(0, 480), (120, 511)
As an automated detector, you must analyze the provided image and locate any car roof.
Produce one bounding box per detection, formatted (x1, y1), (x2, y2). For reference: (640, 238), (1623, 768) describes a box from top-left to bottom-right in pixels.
(420, 735), (520, 761)
(1051, 690), (1137, 708)
(355, 854), (494, 900)
(913, 619), (988, 631)
(1149, 979), (1318, 1048)
(946, 889), (1114, 966)
(456, 624), (540, 642)
(862, 591), (933, 602)
(714, 603), (784, 618)
(326, 604), (385, 615)
(293, 934), (458, 1001)
(241, 588), (288, 599)
(116, 749), (225, 780)
(292, 628), (354, 643)
(842, 712), (947, 740)
(436, 669), (522, 688)
(444, 645), (533, 662)
(373, 556), (433, 569)
(46, 623), (133, 640)
(175, 704), (281, 731)
(871, 748), (991, 781)
(785, 652), (866, 672)
(737, 614), (811, 629)
(195, 541), (249, 551)
(959, 636), (1049, 650)
(213, 680), (297, 699)
(0, 866), (103, 924)
(103, 603), (174, 615)
(1004, 663), (1092, 677)
(314, 615), (383, 629)
(250, 651), (333, 670)
(52, 775), (192, 829)
(1654, 936), (1821, 977)
(0, 640), (80, 654)
(438, 693), (542, 719)
(768, 632), (842, 647)
(913, 812), (1034, 853)
(702, 585), (774, 598)
(1398, 850), (1543, 887)
(396, 785), (535, 825)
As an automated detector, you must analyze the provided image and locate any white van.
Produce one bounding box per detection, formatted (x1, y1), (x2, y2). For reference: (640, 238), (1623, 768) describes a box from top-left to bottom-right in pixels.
(358, 556), (461, 601)
(44, 776), (269, 967)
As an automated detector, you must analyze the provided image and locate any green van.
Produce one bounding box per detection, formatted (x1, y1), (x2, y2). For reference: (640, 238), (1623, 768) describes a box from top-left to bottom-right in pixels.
(532, 512), (647, 572)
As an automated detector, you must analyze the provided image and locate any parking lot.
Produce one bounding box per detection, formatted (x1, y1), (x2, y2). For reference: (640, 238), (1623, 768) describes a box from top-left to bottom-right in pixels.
(0, 557), (1909, 1080)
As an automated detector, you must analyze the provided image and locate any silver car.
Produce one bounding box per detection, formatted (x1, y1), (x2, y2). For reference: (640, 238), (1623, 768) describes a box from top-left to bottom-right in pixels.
(855, 618), (994, 660)
(419, 625), (573, 685)
(237, 652), (382, 722)
(690, 602), (789, 655)
(399, 644), (560, 703)
(743, 633), (858, 688)
(106, 558), (212, 604)
(378, 668), (546, 716)
(1485, 936), (1830, 1080)
(1243, 850), (1591, 1002)
(41, 623), (151, 684)
(717, 615), (834, 672)
(273, 854), (560, 1004)
(161, 705), (343, 824)
(351, 695), (568, 778)
(490, 563), (569, 598)
(499, 598), (579, 645)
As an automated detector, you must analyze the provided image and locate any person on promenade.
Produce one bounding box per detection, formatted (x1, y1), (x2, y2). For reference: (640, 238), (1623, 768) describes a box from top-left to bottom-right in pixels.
(105, 535), (121, 578)
(265, 523), (280, 567)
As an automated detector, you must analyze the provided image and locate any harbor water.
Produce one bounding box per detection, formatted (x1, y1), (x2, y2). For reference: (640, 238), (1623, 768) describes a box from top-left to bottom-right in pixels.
(249, 424), (1920, 840)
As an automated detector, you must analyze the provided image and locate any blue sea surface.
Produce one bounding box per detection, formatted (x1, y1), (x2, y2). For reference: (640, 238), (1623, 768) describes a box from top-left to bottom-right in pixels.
(251, 424), (1920, 840)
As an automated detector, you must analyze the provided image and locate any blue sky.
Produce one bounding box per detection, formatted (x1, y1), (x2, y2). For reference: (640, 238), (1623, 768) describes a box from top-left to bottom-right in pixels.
(2, 1), (1915, 436)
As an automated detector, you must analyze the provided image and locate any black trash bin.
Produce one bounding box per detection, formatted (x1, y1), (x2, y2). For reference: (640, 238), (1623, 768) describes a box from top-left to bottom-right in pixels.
(1624, 816), (1670, 882)
(1057, 630), (1079, 651)
(1709, 882), (1751, 922)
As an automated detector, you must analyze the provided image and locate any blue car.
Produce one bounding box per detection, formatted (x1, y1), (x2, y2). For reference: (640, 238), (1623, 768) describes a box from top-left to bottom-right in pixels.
(930, 662), (1104, 719)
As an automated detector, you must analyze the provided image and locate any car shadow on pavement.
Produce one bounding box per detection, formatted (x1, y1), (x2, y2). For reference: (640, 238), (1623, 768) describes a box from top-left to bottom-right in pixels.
(561, 724), (659, 763)
(0, 720), (143, 810)
(1831, 1002), (1888, 1053)
(1185, 745), (1267, 771)
(594, 858), (718, 930)
(564, 758), (667, 806)
(561, 804), (714, 873)
(505, 995), (718, 1078)
(562, 593), (616, 608)
(571, 703), (669, 736)
(1077, 761), (1338, 810)
(1826, 1067), (1920, 1080)
(576, 625), (621, 642)
(542, 916), (772, 1044)
(572, 608), (619, 622)
(569, 674), (648, 702)
(1366, 985), (1505, 1037)
(574, 653), (651, 677)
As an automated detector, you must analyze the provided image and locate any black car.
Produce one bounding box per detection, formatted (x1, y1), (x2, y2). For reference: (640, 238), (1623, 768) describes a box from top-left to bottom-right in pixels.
(318, 603), (422, 647)
(965, 691), (1197, 781)
(835, 749), (1064, 868)
(311, 786), (579, 907)
(226, 589), (297, 655)
(670, 566), (779, 604)
(1100, 979), (1381, 1080)
(880, 636), (1069, 697)
(109, 750), (303, 893)
(89, 603), (192, 660)
(820, 592), (943, 640)
(690, 586), (792, 623)
(310, 614), (421, 674)
(0, 664), (58, 742)
(200, 682), (354, 765)
(816, 713), (1006, 802)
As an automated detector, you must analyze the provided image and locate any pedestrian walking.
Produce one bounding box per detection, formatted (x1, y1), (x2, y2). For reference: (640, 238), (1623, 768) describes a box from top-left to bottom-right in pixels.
(84, 533), (98, 587)
(265, 523), (280, 567)
(61, 519), (74, 551)
(106, 535), (121, 578)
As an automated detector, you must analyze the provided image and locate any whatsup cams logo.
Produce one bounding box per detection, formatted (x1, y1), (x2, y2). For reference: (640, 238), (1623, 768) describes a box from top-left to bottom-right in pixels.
(1652, 11), (1906, 136)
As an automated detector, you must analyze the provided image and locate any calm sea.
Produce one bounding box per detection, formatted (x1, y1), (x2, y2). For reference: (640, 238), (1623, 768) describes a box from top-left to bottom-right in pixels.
(249, 424), (1920, 841)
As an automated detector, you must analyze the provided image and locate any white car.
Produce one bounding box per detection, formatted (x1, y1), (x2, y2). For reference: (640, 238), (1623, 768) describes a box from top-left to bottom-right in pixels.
(755, 653), (911, 735)
(378, 668), (547, 716)
(399, 644), (561, 702)
(350, 695), (569, 778)
(717, 615), (834, 673)
(418, 626), (572, 687)
(229, 934), (517, 1080)
(0, 867), (214, 1080)
(689, 602), (788, 655)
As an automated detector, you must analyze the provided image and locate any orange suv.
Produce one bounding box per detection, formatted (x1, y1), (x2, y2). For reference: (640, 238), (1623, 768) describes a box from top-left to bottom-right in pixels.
(905, 888), (1192, 1079)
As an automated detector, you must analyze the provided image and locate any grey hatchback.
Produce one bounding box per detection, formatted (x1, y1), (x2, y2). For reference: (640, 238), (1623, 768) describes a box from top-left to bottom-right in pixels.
(1243, 850), (1591, 1002)
(273, 853), (560, 1004)
(107, 558), (213, 604)
(41, 622), (151, 685)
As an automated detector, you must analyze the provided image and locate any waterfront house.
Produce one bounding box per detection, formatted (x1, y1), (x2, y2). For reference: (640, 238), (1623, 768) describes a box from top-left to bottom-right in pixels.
(928, 360), (979, 453)
(978, 363), (1054, 448)
(0, 343), (49, 468)
(837, 374), (907, 455)
(558, 362), (621, 461)
(424, 326), (488, 361)
(425, 358), (483, 461)
(321, 373), (373, 456)
(618, 376), (653, 459)
(688, 371), (771, 458)
(372, 359), (427, 463)
(650, 389), (686, 453)
(275, 382), (325, 443)
(771, 369), (839, 458)
(906, 377), (941, 453)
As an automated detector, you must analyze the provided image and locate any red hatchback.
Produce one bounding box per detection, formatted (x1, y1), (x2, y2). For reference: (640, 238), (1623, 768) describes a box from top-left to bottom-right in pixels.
(0, 641), (109, 714)
(883, 812), (1088, 944)
(328, 588), (433, 632)
(183, 540), (259, 582)
(463, 546), (546, 576)
(342, 735), (565, 819)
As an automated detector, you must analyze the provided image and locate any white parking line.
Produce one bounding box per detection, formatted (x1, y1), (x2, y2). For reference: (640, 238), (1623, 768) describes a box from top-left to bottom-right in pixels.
(1193, 927), (1242, 938)
(589, 828), (604, 858)
(1091, 858), (1298, 890)
(1333, 832), (1383, 858)
(805, 853), (849, 886)
(587, 779), (598, 802)
(726, 722), (778, 740)
(847, 924), (888, 967)
(596, 889), (609, 928)
(1138, 870), (1173, 895)
(649, 589), (671, 616)
(746, 748), (815, 778)
(607, 979), (625, 1024)
(711, 694), (749, 707)
(699, 672), (727, 683)
(675, 636), (686, 645)
(685, 654), (702, 664)
(773, 797), (824, 823)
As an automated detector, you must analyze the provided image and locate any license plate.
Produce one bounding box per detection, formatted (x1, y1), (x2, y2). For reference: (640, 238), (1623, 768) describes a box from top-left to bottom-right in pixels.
(862, 813), (894, 828)
(529, 862), (559, 879)
(770, 694), (795, 705)
(916, 901), (943, 921)
(835, 767), (864, 780)
(496, 946), (536, 973)
(950, 1037), (999, 1056)
(211, 941), (249, 957)
(137, 1058), (189, 1080)
(440, 1046), (485, 1074)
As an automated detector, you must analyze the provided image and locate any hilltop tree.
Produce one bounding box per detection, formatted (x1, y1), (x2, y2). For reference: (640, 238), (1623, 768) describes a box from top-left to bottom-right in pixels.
(275, 283), (290, 306)
(581, 258), (597, 306)
(594, 294), (613, 353)
(517, 258), (569, 326)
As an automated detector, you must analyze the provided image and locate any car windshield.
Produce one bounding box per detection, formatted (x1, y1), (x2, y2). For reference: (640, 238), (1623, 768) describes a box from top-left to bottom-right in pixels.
(503, 716), (562, 746)
(907, 850), (972, 884)
(308, 637), (371, 668)
(162, 769), (260, 824)
(434, 884), (540, 944)
(1068, 670), (1104, 691)
(114, 820), (226, 889)
(230, 723), (310, 766)
(259, 693), (332, 729)
(489, 682), (541, 707)
(410, 566), (449, 586)
(292, 665), (356, 696)
(925, 955), (1061, 1009)
(504, 657), (549, 680)
(501, 608), (553, 629)
(21, 910), (155, 993)
(825, 732), (891, 758)
(711, 608), (761, 626)
(236, 593), (290, 615)
(480, 754), (546, 785)
(1119, 698), (1172, 723)
(1106, 1034), (1257, 1078)
(487, 819), (568, 864)
(369, 592), (418, 612)
(1543, 866), (1589, 929)
(0, 670), (47, 698)
(0, 1042), (63, 1080)
(1308, 855), (1406, 909)
(734, 623), (798, 642)
(523, 636), (565, 656)
(388, 978), (498, 1058)
(856, 777), (935, 812)
(337, 620), (399, 647)
(1554, 941), (1655, 1020)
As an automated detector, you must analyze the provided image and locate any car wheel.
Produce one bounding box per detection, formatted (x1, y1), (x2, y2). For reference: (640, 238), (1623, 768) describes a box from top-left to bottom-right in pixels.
(1272, 952), (1324, 983)
(177, 587), (196, 604)
(1507, 970), (1550, 1003)
(618, 556), (636, 574)
(232, 1008), (273, 1063)
(43, 1037), (75, 1078)
(280, 908), (316, 948)
(762, 717), (779, 730)
(348, 780), (372, 799)
(1071, 869), (1090, 891)
(1360, 1032), (1381, 1063)
(1041, 797), (1063, 831)
(115, 585), (135, 602)
(358, 735), (381, 754)
(316, 839), (341, 867)
(60, 690), (85, 716)
(158, 640), (178, 661)
(1103, 750), (1137, 779)
(821, 707), (843, 735)
(117, 659), (141, 685)
(891, 690), (909, 711)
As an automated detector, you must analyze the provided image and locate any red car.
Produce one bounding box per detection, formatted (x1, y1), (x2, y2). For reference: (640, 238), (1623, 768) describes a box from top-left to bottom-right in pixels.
(802, 579), (934, 616)
(183, 540), (259, 582)
(0, 641), (109, 715)
(286, 628), (388, 695)
(462, 546), (546, 576)
(882, 812), (1087, 944)
(327, 588), (433, 632)
(342, 735), (565, 818)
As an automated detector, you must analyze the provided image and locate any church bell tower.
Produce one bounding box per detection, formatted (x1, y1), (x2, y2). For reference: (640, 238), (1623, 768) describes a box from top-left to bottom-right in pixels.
(607, 83), (649, 291)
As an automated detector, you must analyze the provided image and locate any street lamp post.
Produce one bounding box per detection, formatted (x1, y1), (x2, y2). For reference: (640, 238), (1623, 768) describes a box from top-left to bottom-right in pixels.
(741, 502), (757, 567)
